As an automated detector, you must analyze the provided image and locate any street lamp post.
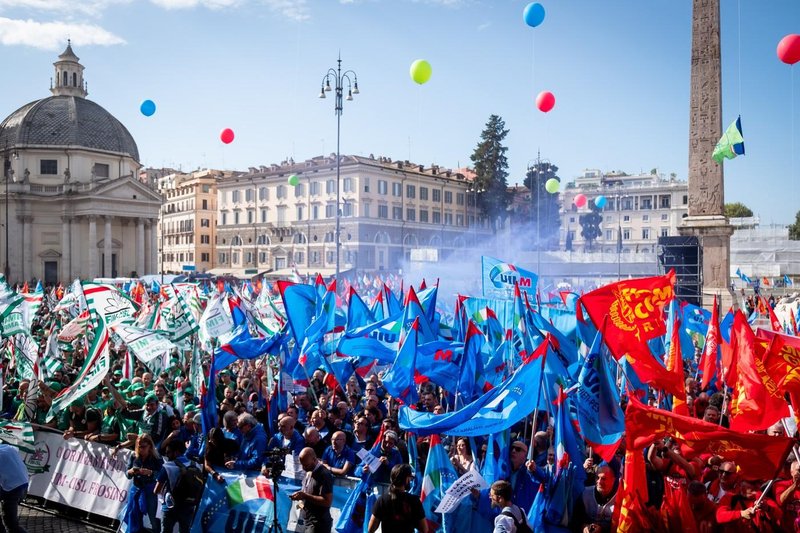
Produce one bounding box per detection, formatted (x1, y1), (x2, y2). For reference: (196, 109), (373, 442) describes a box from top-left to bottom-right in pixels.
(527, 153), (551, 275)
(3, 140), (10, 281)
(319, 55), (359, 284)
(611, 185), (629, 281)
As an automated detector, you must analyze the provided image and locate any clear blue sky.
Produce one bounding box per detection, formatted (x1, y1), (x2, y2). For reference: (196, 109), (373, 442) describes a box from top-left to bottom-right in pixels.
(1, 0), (799, 223)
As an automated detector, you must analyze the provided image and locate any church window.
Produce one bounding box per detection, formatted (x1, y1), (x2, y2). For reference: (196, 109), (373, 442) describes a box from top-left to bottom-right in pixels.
(40, 160), (58, 175)
(94, 163), (109, 178)
(72, 72), (77, 87)
(62, 72), (68, 86)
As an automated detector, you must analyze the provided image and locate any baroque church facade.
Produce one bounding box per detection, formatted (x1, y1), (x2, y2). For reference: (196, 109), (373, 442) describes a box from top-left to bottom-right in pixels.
(0, 43), (162, 284)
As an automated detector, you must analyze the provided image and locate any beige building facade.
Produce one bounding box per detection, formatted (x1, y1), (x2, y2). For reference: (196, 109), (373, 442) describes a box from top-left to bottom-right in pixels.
(157, 170), (221, 274)
(0, 43), (161, 284)
(213, 154), (490, 277)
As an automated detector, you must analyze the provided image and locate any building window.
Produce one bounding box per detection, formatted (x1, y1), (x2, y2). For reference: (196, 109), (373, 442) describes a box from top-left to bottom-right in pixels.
(277, 185), (287, 199)
(444, 213), (453, 225)
(312, 205), (320, 219)
(342, 202), (353, 217)
(297, 205), (305, 220)
(261, 209), (268, 223)
(456, 193), (465, 206)
(94, 163), (109, 178)
(234, 212), (240, 224)
(326, 251), (335, 264)
(605, 229), (613, 240)
(259, 252), (267, 263)
(392, 182), (402, 197)
(363, 177), (370, 193)
(406, 208), (415, 221)
(444, 191), (453, 204)
(362, 203), (371, 217)
(277, 206), (287, 224)
(661, 213), (669, 221)
(343, 177), (353, 192)
(659, 195), (670, 208)
(248, 211), (254, 224)
(201, 253), (210, 262)
(310, 182), (320, 195)
(202, 199), (208, 210)
(311, 251), (320, 264)
(201, 218), (210, 227)
(326, 180), (335, 194)
(682, 195), (688, 205)
(623, 229), (631, 240)
(392, 206), (402, 220)
(232, 252), (240, 264)
(40, 160), (58, 175)
(221, 213), (227, 225)
(432, 189), (441, 202)
(378, 180), (388, 195)
(202, 184), (211, 193)
(219, 253), (227, 264)
(640, 197), (652, 209)
(326, 203), (336, 218)
(622, 198), (633, 210)
(623, 215), (630, 222)
(259, 187), (269, 201)
(456, 214), (464, 226)
(245, 252), (253, 263)
(642, 228), (650, 239)
(201, 235), (210, 244)
(406, 185), (415, 199)
(378, 205), (388, 219)
(245, 189), (254, 202)
(420, 209), (428, 223)
(232, 190), (240, 203)
(661, 227), (669, 237)
(642, 214), (649, 222)
(433, 211), (441, 224)
(420, 187), (429, 201)
(295, 183), (305, 197)
(294, 252), (304, 264)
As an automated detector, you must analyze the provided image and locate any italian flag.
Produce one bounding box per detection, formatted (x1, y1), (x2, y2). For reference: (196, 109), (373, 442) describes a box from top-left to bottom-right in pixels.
(420, 434), (458, 531)
(226, 477), (274, 507)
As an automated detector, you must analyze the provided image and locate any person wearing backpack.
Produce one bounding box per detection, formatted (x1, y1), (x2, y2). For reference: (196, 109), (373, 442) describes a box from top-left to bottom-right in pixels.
(490, 480), (533, 533)
(154, 438), (206, 533)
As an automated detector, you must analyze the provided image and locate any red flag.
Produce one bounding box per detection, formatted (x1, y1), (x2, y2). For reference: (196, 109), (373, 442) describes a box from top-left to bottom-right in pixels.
(729, 311), (789, 432)
(760, 329), (800, 393)
(762, 296), (783, 332)
(791, 313), (798, 336)
(579, 273), (680, 394)
(762, 276), (771, 287)
(698, 295), (721, 390)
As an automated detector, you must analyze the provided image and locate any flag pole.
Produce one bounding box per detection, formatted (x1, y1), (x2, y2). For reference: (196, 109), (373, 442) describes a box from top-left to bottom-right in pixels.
(527, 352), (547, 462)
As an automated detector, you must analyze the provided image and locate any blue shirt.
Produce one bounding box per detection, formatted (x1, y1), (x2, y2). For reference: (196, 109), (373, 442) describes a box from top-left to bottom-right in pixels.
(0, 445), (28, 491)
(321, 445), (356, 474)
(234, 423), (268, 470)
(267, 430), (305, 455)
(367, 445), (403, 484)
(156, 456), (199, 511)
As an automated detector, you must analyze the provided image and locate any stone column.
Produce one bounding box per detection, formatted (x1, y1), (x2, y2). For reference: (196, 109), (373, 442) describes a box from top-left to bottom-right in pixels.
(144, 221), (153, 275)
(21, 216), (32, 282)
(61, 216), (71, 282)
(136, 218), (145, 277)
(103, 217), (112, 277)
(88, 215), (97, 279)
(679, 0), (734, 309)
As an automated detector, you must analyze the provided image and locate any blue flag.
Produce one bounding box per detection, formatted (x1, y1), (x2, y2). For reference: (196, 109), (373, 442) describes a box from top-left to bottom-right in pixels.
(399, 353), (546, 436)
(575, 329), (624, 462)
(736, 268), (752, 284)
(213, 325), (284, 373)
(382, 318), (420, 405)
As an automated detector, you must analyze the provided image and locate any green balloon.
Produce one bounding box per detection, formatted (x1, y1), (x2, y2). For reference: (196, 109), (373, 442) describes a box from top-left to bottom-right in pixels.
(410, 59), (432, 85)
(288, 174), (299, 186)
(545, 178), (560, 194)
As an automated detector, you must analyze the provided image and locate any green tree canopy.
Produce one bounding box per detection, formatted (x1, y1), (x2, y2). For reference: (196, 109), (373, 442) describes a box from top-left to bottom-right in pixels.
(789, 210), (800, 241)
(522, 160), (561, 250)
(724, 202), (753, 218)
(579, 201), (603, 251)
(471, 115), (511, 232)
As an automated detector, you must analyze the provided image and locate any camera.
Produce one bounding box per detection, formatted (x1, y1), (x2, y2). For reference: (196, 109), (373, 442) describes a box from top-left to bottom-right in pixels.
(263, 448), (290, 479)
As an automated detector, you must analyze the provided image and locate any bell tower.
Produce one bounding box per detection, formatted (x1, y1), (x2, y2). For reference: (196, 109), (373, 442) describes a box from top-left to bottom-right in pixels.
(50, 40), (88, 98)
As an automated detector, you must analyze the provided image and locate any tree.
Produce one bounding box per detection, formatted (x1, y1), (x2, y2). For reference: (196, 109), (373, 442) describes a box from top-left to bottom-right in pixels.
(579, 201), (603, 251)
(523, 160), (561, 250)
(724, 202), (753, 218)
(790, 210), (800, 241)
(471, 115), (511, 232)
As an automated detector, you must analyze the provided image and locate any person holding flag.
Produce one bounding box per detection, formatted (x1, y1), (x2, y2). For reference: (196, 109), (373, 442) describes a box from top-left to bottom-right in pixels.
(368, 463), (428, 533)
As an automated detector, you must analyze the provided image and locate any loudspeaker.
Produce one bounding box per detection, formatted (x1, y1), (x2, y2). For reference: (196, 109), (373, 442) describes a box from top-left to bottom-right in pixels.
(657, 236), (702, 306)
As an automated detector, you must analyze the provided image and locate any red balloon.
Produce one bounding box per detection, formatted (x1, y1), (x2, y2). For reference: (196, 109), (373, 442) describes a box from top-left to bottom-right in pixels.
(777, 34), (800, 65)
(574, 193), (587, 208)
(220, 128), (235, 144)
(536, 91), (555, 113)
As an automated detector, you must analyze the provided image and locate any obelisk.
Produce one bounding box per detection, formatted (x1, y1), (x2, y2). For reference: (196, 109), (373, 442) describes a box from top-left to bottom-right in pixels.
(679, 0), (735, 310)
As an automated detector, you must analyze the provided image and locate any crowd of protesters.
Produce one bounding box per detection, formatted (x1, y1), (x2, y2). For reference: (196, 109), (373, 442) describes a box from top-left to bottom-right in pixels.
(2, 282), (800, 533)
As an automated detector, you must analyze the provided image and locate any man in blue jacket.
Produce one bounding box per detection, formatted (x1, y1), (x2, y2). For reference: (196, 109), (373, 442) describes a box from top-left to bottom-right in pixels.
(225, 413), (267, 471)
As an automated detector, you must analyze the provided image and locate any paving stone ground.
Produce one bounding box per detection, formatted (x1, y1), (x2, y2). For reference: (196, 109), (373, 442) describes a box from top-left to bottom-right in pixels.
(16, 501), (115, 533)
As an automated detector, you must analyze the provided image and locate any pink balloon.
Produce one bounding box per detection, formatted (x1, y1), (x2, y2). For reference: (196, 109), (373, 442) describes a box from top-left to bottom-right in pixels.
(777, 34), (800, 65)
(574, 194), (587, 208)
(536, 91), (555, 113)
(220, 128), (235, 144)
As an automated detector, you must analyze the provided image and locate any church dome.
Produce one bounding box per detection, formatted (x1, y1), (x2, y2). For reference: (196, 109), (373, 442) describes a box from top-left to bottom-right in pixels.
(0, 95), (140, 162)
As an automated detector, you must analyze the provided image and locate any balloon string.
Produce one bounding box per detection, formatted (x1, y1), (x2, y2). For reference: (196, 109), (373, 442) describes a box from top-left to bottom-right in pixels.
(737, 0), (742, 116)
(792, 65), (796, 215)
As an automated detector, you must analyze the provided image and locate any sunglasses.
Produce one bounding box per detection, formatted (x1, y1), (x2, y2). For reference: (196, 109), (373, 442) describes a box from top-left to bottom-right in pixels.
(511, 446), (527, 452)
(720, 470), (735, 476)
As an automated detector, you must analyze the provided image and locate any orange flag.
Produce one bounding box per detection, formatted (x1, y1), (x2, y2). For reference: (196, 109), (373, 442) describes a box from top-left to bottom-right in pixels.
(729, 311), (789, 432)
(666, 302), (689, 416)
(698, 295), (721, 390)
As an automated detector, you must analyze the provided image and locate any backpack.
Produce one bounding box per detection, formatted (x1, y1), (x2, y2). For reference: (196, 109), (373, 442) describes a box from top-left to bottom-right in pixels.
(170, 461), (205, 506)
(501, 507), (533, 533)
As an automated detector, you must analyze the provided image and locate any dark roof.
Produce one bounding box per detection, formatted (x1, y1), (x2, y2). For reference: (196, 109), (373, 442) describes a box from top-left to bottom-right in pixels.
(0, 96), (139, 161)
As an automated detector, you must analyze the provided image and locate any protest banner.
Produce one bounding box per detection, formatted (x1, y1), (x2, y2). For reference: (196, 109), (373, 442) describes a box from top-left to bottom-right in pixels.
(435, 468), (488, 514)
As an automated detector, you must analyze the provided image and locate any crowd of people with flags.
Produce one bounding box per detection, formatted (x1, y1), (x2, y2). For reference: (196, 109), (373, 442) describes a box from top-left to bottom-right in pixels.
(0, 267), (800, 533)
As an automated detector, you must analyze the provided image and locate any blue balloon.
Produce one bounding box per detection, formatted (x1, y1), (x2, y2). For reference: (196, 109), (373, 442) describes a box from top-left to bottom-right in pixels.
(595, 195), (607, 209)
(140, 99), (156, 117)
(523, 2), (546, 28)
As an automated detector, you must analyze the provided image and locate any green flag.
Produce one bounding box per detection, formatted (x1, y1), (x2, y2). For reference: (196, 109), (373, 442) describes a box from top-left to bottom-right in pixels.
(712, 116), (745, 164)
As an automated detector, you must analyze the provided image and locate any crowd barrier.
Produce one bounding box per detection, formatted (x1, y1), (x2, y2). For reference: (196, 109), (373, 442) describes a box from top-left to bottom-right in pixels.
(16, 428), (368, 532)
